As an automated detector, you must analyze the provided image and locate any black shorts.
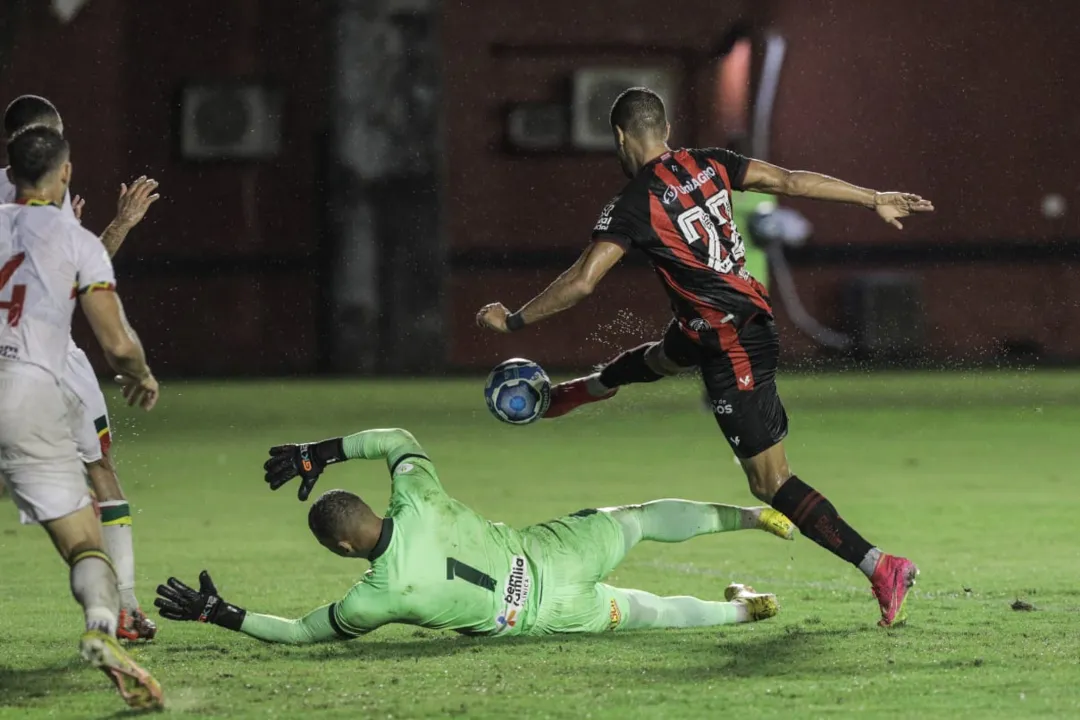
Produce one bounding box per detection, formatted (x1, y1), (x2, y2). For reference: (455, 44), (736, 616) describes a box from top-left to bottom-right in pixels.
(662, 315), (788, 459)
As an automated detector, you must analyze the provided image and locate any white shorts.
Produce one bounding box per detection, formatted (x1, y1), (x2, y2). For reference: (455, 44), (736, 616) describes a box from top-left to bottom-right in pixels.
(62, 345), (111, 464)
(0, 361), (93, 524)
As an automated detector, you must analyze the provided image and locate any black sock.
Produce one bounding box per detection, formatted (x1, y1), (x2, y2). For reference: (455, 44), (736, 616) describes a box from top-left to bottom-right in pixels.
(770, 475), (874, 569)
(598, 343), (664, 388)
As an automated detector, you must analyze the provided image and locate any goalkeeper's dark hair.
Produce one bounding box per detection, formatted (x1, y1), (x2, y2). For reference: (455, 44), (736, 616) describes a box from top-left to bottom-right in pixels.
(308, 489), (372, 541)
(609, 87), (667, 137)
(7, 125), (69, 187)
(4, 95), (60, 138)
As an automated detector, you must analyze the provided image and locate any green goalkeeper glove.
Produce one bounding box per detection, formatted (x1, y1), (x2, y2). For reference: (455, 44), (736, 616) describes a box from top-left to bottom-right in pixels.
(263, 439), (346, 501)
(154, 570), (246, 631)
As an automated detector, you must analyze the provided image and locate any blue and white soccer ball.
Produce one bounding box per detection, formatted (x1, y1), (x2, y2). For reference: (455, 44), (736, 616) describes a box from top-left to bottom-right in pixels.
(484, 358), (551, 425)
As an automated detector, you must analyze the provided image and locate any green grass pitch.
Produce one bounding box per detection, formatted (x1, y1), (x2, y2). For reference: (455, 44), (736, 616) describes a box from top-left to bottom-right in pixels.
(1, 371), (1079, 718)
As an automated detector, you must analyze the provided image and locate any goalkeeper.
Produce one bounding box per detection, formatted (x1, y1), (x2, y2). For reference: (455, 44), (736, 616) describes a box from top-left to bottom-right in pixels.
(154, 428), (794, 642)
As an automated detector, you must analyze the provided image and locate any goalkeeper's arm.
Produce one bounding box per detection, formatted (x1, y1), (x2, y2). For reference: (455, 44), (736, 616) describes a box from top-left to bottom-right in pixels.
(240, 604), (354, 645)
(156, 572), (388, 645)
(264, 428), (429, 500)
(312, 428), (428, 473)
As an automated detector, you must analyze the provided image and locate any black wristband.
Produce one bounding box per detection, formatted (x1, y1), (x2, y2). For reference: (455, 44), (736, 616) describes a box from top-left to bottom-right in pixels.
(206, 597), (247, 632)
(314, 438), (347, 466)
(216, 603), (247, 632)
(506, 311), (526, 332)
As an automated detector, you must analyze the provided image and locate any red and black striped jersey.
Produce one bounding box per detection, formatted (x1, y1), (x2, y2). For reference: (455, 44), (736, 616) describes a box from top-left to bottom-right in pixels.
(592, 148), (771, 331)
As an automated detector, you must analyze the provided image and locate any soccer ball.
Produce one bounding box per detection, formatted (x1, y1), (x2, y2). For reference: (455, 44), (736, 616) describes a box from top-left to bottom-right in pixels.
(484, 358), (551, 425)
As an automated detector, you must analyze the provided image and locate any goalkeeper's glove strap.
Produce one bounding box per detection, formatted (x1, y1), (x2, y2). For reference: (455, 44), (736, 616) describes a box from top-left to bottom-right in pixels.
(313, 438), (347, 466)
(204, 596), (247, 632)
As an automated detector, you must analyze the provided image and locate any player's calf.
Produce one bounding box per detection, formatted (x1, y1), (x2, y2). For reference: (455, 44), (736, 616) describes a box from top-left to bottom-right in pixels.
(86, 455), (145, 632)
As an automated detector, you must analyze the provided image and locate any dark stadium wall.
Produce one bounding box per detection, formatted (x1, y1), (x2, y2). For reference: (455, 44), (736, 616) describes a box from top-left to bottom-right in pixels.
(442, 0), (764, 370)
(0, 0), (328, 376)
(760, 0), (1080, 363)
(2, 1), (1078, 374)
(444, 0), (1080, 368)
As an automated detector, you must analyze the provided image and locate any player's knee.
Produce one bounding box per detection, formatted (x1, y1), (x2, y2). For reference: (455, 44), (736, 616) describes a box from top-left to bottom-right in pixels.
(742, 457), (791, 502)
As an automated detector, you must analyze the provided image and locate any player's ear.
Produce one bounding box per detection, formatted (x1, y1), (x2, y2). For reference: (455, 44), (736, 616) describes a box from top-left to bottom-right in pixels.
(614, 125), (626, 149)
(60, 161), (72, 187)
(664, 122), (671, 143)
(336, 540), (354, 556)
(4, 166), (11, 185)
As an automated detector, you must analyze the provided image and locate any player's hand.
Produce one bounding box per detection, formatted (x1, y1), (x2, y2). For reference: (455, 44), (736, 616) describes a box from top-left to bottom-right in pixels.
(115, 372), (159, 410)
(476, 302), (511, 333)
(71, 194), (85, 222)
(154, 570), (246, 630)
(113, 176), (161, 230)
(872, 192), (934, 230)
(264, 443), (326, 501)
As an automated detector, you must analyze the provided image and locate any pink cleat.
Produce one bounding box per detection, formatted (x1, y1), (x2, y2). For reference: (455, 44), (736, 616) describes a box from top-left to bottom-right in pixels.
(871, 554), (919, 627)
(544, 377), (617, 418)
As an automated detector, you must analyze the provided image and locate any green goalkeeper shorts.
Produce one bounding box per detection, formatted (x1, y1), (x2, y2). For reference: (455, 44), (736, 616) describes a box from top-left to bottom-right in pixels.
(522, 508), (630, 634)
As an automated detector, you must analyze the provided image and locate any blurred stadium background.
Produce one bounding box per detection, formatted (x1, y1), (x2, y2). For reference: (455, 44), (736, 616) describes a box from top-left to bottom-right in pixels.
(2, 0), (1078, 378)
(3, 2), (1080, 717)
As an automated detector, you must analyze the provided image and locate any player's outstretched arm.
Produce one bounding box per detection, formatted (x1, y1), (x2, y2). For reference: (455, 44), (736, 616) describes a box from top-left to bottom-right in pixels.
(475, 240), (626, 333)
(99, 176), (161, 257)
(79, 288), (159, 410)
(742, 159), (934, 230)
(264, 428), (427, 501)
(154, 571), (348, 644)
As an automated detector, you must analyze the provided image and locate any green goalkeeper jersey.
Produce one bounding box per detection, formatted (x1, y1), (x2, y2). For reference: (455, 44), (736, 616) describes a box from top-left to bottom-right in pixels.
(239, 429), (541, 643)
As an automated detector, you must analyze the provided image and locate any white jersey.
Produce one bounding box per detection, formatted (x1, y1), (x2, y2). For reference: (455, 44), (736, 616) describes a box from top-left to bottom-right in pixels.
(0, 202), (115, 380)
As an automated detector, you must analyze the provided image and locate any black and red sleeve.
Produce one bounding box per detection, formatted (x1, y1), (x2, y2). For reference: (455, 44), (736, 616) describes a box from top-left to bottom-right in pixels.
(700, 148), (751, 191)
(591, 187), (651, 249)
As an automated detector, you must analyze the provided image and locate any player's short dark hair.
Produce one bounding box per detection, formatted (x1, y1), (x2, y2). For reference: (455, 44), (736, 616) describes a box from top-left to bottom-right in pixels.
(4, 95), (60, 138)
(609, 87), (667, 137)
(7, 125), (69, 187)
(308, 489), (369, 541)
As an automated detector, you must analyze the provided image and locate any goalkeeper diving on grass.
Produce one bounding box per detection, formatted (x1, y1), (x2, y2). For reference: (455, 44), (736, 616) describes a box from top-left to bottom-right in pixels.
(154, 428), (794, 641)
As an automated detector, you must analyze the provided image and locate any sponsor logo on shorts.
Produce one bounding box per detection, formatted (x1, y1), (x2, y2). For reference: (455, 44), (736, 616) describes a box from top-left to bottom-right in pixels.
(689, 318), (711, 332)
(495, 555), (531, 633)
(0, 345), (17, 359)
(712, 399), (733, 415)
(729, 436), (741, 447)
(738, 374), (753, 388)
(608, 599), (622, 630)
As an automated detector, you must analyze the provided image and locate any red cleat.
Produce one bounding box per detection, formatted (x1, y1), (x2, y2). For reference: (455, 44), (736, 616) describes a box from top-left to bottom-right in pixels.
(117, 608), (158, 642)
(870, 554), (919, 627)
(544, 377), (617, 418)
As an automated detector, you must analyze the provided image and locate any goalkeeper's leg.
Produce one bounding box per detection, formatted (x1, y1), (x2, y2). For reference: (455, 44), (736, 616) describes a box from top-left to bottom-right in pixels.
(609, 583), (778, 630)
(602, 499), (794, 556)
(42, 505), (163, 710)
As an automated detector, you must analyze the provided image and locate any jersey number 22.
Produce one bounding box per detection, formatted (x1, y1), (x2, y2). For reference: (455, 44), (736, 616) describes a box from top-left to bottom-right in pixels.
(675, 191), (746, 275)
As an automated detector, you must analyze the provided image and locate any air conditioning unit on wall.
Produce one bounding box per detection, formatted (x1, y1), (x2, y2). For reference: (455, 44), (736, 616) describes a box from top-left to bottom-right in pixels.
(571, 67), (677, 151)
(179, 84), (282, 160)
